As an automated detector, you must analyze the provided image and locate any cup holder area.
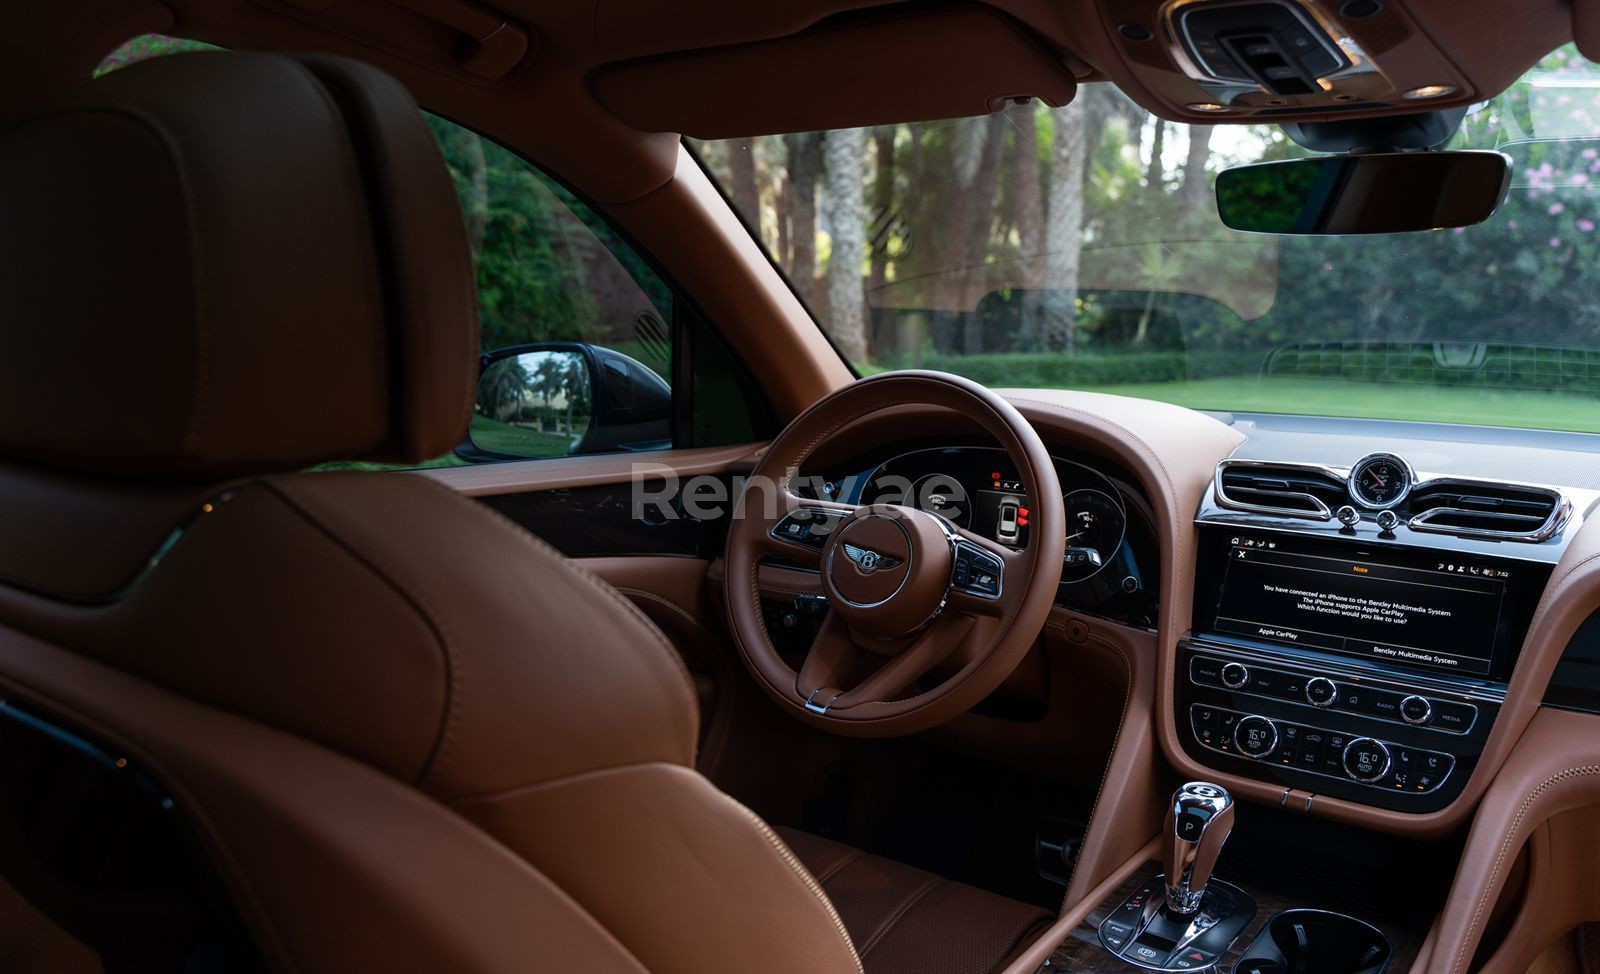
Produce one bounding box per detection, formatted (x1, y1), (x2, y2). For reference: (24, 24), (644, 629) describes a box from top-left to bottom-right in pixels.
(1236, 910), (1392, 974)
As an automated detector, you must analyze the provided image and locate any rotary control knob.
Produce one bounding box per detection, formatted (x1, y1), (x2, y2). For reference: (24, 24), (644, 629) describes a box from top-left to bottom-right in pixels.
(1220, 662), (1250, 689)
(1376, 509), (1400, 533)
(1234, 715), (1279, 760)
(1400, 695), (1434, 726)
(1305, 676), (1338, 708)
(1343, 737), (1391, 783)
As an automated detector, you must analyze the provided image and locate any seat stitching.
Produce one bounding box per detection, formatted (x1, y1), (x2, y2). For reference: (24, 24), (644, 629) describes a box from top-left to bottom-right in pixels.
(728, 802), (866, 973)
(431, 481), (702, 735)
(1450, 765), (1600, 974)
(856, 875), (943, 958)
(262, 479), (460, 787)
(815, 847), (867, 884)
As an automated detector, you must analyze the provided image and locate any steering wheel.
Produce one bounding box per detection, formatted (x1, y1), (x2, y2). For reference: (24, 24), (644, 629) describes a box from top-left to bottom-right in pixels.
(723, 371), (1065, 736)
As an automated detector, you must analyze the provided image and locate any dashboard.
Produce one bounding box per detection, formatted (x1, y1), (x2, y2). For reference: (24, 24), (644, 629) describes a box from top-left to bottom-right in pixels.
(1177, 419), (1600, 815)
(817, 443), (1162, 628)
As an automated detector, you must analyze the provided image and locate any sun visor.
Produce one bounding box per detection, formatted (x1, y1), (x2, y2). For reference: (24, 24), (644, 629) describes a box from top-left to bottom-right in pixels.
(591, 6), (1078, 139)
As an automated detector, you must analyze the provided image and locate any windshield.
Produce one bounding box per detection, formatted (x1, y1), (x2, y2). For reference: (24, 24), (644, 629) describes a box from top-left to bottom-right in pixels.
(690, 45), (1600, 433)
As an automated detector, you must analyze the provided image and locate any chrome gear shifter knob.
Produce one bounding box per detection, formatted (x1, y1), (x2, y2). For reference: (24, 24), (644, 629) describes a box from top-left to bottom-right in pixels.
(1163, 782), (1235, 917)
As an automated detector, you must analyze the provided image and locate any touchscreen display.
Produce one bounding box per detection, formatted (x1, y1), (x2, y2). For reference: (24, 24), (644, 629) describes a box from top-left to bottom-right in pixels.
(1199, 531), (1542, 678)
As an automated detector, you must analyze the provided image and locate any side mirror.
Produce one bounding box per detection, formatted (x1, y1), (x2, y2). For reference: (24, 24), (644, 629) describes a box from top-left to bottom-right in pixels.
(1215, 150), (1511, 235)
(460, 343), (670, 461)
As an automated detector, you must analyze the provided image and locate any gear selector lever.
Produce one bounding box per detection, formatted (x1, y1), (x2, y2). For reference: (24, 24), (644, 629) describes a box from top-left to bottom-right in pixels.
(1096, 782), (1254, 970)
(1164, 781), (1235, 916)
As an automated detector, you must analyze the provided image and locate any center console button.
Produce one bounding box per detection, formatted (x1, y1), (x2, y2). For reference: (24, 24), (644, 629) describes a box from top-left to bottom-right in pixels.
(1431, 700), (1477, 732)
(1305, 676), (1337, 707)
(1191, 656), (1224, 686)
(1220, 662), (1250, 689)
(1400, 695), (1434, 726)
(1343, 737), (1391, 783)
(1235, 715), (1278, 759)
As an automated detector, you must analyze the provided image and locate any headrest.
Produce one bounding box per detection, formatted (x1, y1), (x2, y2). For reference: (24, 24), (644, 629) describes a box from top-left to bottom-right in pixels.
(0, 51), (478, 479)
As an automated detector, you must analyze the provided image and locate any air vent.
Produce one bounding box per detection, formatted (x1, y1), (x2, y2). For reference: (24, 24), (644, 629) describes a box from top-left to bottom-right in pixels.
(1216, 461), (1348, 520)
(1408, 481), (1567, 542)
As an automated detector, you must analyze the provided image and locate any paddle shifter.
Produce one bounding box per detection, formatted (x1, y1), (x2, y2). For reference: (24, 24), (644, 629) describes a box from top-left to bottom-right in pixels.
(1095, 782), (1254, 970)
(1164, 781), (1235, 916)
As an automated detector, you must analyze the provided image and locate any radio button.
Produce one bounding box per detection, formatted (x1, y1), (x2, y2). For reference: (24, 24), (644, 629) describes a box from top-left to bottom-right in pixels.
(1220, 662), (1250, 689)
(1235, 716), (1279, 759)
(1400, 695), (1434, 726)
(1305, 676), (1337, 707)
(1366, 689), (1404, 720)
(1343, 738), (1392, 783)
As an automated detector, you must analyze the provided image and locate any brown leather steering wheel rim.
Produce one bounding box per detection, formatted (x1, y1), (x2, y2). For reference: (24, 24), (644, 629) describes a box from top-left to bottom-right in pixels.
(723, 371), (1065, 737)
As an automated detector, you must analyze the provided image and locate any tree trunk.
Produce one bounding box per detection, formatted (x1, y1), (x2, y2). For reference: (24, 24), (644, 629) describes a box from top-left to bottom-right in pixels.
(1179, 125), (1214, 222)
(1008, 101), (1044, 281)
(949, 114), (1007, 355)
(1036, 100), (1089, 353)
(726, 138), (760, 224)
(785, 132), (821, 306)
(459, 129), (488, 261)
(824, 127), (869, 363)
(869, 126), (896, 292)
(1145, 119), (1167, 194)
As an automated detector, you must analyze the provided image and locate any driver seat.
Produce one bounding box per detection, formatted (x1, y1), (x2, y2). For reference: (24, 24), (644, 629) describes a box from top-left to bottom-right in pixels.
(0, 50), (1049, 973)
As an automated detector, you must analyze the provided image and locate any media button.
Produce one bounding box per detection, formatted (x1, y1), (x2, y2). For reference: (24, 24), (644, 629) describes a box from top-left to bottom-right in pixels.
(1431, 701), (1477, 733)
(1221, 662), (1250, 689)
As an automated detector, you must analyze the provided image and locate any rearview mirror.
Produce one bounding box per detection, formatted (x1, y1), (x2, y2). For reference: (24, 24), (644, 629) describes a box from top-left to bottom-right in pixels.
(1215, 150), (1511, 235)
(462, 343), (671, 461)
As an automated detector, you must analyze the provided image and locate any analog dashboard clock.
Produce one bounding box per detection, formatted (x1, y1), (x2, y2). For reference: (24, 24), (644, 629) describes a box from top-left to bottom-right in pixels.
(1348, 452), (1414, 509)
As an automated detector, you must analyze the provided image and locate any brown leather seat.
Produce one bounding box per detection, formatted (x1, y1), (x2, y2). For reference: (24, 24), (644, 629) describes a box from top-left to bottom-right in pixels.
(778, 828), (1052, 974)
(0, 50), (1049, 973)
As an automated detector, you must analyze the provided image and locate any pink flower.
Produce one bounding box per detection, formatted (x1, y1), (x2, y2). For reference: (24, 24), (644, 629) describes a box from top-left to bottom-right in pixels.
(1551, 237), (1563, 247)
(1508, 219), (1519, 229)
(1584, 148), (1598, 160)
(1570, 173), (1590, 186)
(1550, 202), (1566, 215)
(1580, 219), (1596, 232)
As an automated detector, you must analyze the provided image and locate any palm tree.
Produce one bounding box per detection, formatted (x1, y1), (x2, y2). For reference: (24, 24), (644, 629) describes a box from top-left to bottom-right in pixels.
(477, 358), (532, 422)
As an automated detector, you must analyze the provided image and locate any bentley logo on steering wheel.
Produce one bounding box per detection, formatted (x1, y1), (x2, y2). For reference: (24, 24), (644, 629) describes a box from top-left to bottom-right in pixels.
(842, 543), (901, 573)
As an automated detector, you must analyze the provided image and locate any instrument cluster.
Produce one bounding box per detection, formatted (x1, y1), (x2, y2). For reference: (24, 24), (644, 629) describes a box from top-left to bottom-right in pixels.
(840, 445), (1161, 627)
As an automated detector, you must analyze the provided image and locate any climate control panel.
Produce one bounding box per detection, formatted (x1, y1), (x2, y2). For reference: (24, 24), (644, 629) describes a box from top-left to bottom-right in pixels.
(1177, 639), (1499, 812)
(1191, 705), (1456, 795)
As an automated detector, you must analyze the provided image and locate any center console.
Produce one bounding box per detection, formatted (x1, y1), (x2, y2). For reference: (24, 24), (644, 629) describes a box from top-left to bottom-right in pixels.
(1181, 455), (1569, 813)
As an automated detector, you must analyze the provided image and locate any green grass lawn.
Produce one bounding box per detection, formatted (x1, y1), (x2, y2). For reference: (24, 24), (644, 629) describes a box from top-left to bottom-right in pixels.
(1065, 376), (1600, 433)
(468, 416), (581, 458)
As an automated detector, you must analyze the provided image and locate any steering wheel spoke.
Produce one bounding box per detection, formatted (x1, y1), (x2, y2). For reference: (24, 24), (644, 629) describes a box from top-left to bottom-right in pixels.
(755, 494), (857, 566)
(944, 527), (1019, 616)
(795, 611), (979, 714)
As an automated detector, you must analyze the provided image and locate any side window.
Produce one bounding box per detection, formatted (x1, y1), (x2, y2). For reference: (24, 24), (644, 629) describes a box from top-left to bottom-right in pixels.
(96, 35), (772, 468)
(426, 116), (678, 462)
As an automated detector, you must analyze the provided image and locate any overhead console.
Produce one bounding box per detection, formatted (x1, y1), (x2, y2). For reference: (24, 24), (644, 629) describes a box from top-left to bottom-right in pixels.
(1179, 451), (1596, 814)
(1083, 0), (1567, 125)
